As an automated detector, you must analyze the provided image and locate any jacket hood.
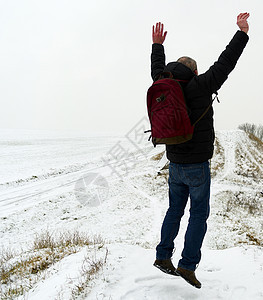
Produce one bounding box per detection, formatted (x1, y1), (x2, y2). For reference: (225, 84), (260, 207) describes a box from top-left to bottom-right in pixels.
(164, 62), (195, 81)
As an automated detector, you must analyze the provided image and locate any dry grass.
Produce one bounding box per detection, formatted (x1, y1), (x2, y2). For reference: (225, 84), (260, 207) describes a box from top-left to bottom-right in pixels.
(210, 190), (263, 248)
(226, 191), (262, 216)
(33, 230), (104, 251)
(156, 171), (169, 181)
(248, 133), (263, 152)
(235, 147), (263, 181)
(70, 248), (108, 299)
(0, 247), (16, 265)
(245, 233), (262, 246)
(151, 151), (165, 161)
(0, 230), (106, 299)
(211, 137), (225, 178)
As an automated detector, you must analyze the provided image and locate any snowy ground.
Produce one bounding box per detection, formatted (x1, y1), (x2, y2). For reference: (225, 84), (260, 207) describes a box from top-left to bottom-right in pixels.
(0, 129), (262, 299)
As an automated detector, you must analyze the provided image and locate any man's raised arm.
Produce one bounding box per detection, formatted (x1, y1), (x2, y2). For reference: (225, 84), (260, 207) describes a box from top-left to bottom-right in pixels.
(151, 22), (167, 81)
(197, 12), (250, 94)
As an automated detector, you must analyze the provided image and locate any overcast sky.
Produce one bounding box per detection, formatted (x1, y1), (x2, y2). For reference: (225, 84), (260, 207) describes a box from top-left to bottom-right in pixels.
(0, 0), (262, 135)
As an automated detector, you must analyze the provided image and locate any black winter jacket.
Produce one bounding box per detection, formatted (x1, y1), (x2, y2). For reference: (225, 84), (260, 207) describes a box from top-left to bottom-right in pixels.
(151, 30), (249, 163)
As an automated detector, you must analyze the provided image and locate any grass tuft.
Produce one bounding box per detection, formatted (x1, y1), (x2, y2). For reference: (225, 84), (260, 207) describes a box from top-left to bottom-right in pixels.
(0, 230), (106, 299)
(211, 137), (225, 178)
(209, 190), (263, 249)
(70, 248), (108, 299)
(151, 151), (165, 161)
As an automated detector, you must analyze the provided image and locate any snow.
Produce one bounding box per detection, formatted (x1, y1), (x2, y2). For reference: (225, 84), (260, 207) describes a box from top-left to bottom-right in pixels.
(0, 129), (263, 299)
(88, 245), (263, 299)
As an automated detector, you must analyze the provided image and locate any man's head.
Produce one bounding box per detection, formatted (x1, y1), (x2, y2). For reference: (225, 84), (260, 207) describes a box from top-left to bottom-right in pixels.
(177, 56), (198, 75)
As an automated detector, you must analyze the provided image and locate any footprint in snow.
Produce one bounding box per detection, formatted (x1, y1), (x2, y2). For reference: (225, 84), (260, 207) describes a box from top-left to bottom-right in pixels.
(134, 275), (165, 283)
(203, 266), (222, 272)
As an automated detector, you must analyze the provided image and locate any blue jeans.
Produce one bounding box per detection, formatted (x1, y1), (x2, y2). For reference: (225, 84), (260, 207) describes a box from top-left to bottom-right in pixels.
(156, 161), (211, 271)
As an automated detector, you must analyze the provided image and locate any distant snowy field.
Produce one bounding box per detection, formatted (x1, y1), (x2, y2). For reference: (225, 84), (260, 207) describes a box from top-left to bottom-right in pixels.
(0, 129), (262, 299)
(0, 129), (131, 185)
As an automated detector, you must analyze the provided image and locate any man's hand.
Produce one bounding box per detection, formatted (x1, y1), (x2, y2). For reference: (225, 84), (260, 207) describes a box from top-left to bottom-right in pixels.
(152, 22), (167, 44)
(237, 12), (250, 34)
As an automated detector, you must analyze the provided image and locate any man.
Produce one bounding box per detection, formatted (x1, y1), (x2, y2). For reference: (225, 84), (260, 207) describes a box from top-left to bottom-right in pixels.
(152, 13), (250, 288)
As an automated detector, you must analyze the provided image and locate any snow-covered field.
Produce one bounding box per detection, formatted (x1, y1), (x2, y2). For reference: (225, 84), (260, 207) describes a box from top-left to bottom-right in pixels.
(0, 128), (262, 299)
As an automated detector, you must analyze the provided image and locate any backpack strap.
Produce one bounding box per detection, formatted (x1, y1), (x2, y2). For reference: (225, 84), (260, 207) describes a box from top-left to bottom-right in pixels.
(193, 103), (212, 126)
(193, 92), (219, 126)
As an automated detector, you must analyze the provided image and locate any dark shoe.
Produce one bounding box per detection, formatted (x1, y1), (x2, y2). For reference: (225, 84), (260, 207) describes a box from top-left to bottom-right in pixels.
(176, 267), (202, 289)
(153, 259), (179, 276)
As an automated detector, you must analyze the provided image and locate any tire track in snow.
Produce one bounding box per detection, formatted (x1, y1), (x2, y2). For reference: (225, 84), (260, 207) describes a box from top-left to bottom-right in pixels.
(0, 150), (155, 218)
(216, 131), (237, 180)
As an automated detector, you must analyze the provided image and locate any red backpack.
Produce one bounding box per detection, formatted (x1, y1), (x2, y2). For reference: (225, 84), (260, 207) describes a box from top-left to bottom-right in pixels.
(146, 72), (212, 147)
